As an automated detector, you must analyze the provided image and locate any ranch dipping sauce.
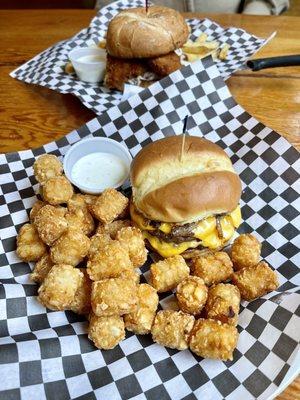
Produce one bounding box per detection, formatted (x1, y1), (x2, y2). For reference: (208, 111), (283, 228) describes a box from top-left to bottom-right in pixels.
(76, 54), (105, 64)
(71, 152), (128, 191)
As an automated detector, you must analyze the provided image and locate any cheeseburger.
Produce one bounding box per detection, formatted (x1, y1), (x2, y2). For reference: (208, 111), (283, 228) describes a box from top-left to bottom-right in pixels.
(130, 136), (242, 258)
(104, 6), (189, 91)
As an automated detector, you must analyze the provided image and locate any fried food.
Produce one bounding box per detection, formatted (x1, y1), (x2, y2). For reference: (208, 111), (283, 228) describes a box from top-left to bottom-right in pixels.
(147, 51), (181, 77)
(88, 313), (125, 350)
(191, 251), (233, 286)
(176, 276), (208, 316)
(38, 264), (83, 310)
(91, 278), (138, 317)
(91, 188), (129, 224)
(68, 193), (98, 211)
(88, 233), (112, 259)
(120, 268), (140, 284)
(65, 207), (95, 236)
(16, 223), (47, 262)
(124, 284), (159, 335)
(232, 261), (279, 301)
(150, 255), (189, 293)
(205, 283), (240, 326)
(96, 219), (131, 239)
(65, 61), (75, 74)
(50, 228), (90, 266)
(151, 310), (195, 350)
(29, 200), (46, 222)
(69, 268), (92, 315)
(33, 205), (68, 245)
(42, 176), (74, 205)
(189, 319), (238, 361)
(33, 154), (63, 184)
(31, 253), (53, 283)
(231, 234), (261, 271)
(116, 226), (148, 267)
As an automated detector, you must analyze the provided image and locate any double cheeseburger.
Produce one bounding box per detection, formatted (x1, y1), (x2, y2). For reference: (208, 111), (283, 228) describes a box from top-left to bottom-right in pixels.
(104, 6), (189, 91)
(130, 136), (242, 258)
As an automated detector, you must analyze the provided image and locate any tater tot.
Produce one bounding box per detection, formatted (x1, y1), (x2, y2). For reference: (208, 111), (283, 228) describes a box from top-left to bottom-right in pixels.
(16, 223), (47, 262)
(91, 189), (129, 223)
(42, 176), (74, 205)
(120, 268), (140, 284)
(67, 193), (95, 211)
(65, 207), (95, 236)
(124, 284), (158, 334)
(91, 278), (138, 316)
(87, 240), (133, 280)
(34, 205), (68, 245)
(88, 313), (125, 350)
(232, 261), (279, 301)
(151, 310), (195, 350)
(150, 255), (189, 293)
(50, 228), (90, 266)
(69, 268), (92, 315)
(189, 319), (238, 361)
(205, 283), (240, 326)
(231, 234), (261, 271)
(116, 227), (148, 267)
(33, 154), (63, 184)
(38, 264), (83, 310)
(191, 252), (233, 286)
(176, 276), (208, 315)
(29, 200), (46, 222)
(96, 219), (131, 239)
(31, 253), (53, 283)
(88, 233), (112, 259)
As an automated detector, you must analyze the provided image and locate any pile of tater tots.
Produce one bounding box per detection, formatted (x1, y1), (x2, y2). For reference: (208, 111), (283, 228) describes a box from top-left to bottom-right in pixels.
(16, 154), (279, 361)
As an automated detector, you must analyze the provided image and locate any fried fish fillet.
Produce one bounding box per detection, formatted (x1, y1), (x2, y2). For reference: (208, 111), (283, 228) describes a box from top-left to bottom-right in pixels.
(147, 51), (181, 77)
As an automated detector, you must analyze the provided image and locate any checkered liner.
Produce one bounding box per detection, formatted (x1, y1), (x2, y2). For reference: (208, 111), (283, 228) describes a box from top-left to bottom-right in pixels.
(10, 0), (273, 116)
(1, 57), (299, 400)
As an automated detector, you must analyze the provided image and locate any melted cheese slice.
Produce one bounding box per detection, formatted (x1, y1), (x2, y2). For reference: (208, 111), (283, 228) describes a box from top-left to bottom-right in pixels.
(143, 232), (199, 258)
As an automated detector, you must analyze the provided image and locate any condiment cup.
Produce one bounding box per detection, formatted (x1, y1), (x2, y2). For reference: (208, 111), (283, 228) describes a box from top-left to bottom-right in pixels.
(63, 137), (132, 194)
(69, 47), (106, 83)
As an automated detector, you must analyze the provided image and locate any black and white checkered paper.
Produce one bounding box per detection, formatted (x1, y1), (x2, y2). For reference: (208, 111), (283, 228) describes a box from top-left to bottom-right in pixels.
(10, 0), (274, 115)
(1, 57), (299, 400)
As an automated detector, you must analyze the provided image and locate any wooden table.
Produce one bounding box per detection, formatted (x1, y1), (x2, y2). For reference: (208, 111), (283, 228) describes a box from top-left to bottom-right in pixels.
(0, 9), (299, 399)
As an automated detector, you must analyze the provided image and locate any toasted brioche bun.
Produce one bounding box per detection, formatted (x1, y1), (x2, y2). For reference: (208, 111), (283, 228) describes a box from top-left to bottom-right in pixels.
(130, 136), (242, 223)
(106, 6), (189, 59)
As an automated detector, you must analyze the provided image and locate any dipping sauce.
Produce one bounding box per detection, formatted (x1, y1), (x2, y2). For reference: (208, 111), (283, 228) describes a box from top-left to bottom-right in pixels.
(71, 152), (128, 191)
(76, 54), (105, 64)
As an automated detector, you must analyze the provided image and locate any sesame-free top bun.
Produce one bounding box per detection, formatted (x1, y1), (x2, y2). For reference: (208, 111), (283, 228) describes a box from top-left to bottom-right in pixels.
(106, 6), (189, 59)
(130, 136), (242, 223)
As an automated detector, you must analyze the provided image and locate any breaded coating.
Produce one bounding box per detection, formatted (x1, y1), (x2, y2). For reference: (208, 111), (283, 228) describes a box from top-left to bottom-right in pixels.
(88, 313), (125, 350)
(120, 268), (140, 284)
(88, 233), (112, 259)
(232, 261), (279, 301)
(91, 278), (138, 316)
(31, 253), (53, 283)
(50, 228), (90, 266)
(152, 310), (195, 350)
(150, 255), (189, 293)
(96, 219), (131, 239)
(87, 240), (133, 281)
(147, 51), (181, 77)
(65, 207), (95, 236)
(176, 276), (208, 316)
(205, 283), (240, 326)
(68, 193), (98, 210)
(38, 264), (83, 310)
(189, 319), (238, 361)
(29, 200), (46, 222)
(33, 154), (63, 184)
(116, 227), (148, 267)
(69, 268), (92, 315)
(231, 234), (261, 270)
(91, 189), (129, 224)
(16, 223), (47, 262)
(42, 176), (74, 205)
(124, 284), (159, 334)
(191, 252), (233, 286)
(118, 203), (130, 219)
(34, 205), (68, 245)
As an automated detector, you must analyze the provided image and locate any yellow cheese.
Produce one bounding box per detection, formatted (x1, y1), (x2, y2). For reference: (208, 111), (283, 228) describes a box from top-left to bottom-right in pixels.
(230, 206), (242, 228)
(159, 223), (172, 234)
(143, 232), (199, 258)
(194, 216), (216, 240)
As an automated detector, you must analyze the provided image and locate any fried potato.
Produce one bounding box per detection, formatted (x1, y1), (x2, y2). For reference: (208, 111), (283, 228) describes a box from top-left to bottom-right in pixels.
(33, 154), (63, 184)
(219, 43), (230, 60)
(50, 228), (90, 266)
(152, 310), (195, 350)
(196, 33), (208, 43)
(231, 234), (261, 271)
(116, 226), (148, 267)
(98, 39), (106, 49)
(91, 189), (129, 224)
(42, 176), (74, 205)
(88, 313), (125, 350)
(69, 268), (92, 315)
(183, 40), (219, 54)
(16, 223), (47, 262)
(191, 251), (233, 286)
(67, 193), (98, 211)
(65, 61), (75, 74)
(65, 207), (95, 236)
(31, 253), (53, 283)
(29, 200), (46, 222)
(33, 205), (68, 246)
(176, 276), (208, 316)
(88, 233), (112, 259)
(96, 219), (131, 239)
(38, 264), (83, 310)
(120, 268), (140, 284)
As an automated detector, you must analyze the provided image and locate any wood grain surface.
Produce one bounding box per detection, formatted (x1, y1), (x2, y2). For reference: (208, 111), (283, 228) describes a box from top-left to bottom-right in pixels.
(0, 10), (299, 397)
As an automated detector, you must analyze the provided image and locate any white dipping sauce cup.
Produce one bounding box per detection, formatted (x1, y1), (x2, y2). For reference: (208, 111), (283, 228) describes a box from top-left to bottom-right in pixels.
(69, 47), (106, 83)
(63, 137), (132, 194)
